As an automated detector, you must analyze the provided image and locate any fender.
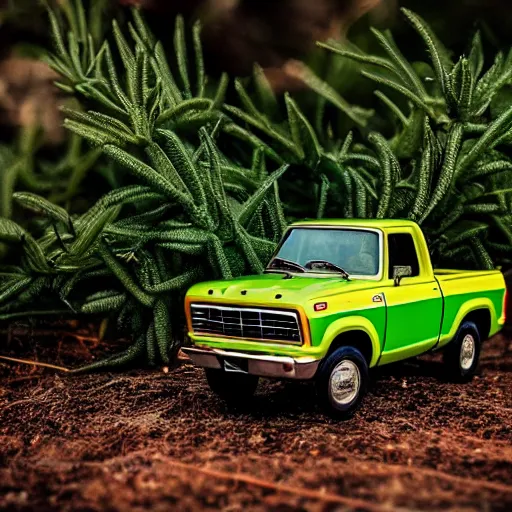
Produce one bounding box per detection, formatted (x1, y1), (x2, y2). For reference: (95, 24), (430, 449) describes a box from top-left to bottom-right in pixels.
(319, 315), (382, 367)
(437, 297), (497, 349)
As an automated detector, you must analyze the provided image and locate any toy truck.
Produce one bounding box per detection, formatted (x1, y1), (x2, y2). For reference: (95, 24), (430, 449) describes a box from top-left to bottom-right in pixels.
(183, 220), (507, 418)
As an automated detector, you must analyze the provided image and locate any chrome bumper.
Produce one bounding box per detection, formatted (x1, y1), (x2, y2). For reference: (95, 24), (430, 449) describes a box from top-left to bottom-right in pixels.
(182, 347), (320, 380)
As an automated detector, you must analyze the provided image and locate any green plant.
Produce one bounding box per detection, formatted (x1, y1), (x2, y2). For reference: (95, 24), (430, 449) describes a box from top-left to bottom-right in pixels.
(222, 9), (512, 269)
(0, 0), (109, 232)
(1, 4), (511, 372)
(0, 128), (101, 221)
(319, 9), (512, 268)
(0, 4), (288, 371)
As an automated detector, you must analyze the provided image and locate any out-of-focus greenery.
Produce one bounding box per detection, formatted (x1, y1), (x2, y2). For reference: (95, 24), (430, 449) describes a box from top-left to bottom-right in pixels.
(0, 1), (511, 370)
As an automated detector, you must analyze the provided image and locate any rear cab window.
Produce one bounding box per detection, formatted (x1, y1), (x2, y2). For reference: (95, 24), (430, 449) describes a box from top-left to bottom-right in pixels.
(387, 233), (421, 279)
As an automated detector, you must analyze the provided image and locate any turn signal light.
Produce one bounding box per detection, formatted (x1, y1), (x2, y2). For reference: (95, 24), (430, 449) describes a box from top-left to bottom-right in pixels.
(314, 302), (328, 312)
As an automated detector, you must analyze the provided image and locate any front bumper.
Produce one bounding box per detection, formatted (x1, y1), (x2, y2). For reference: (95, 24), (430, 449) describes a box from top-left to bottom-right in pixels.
(182, 347), (320, 380)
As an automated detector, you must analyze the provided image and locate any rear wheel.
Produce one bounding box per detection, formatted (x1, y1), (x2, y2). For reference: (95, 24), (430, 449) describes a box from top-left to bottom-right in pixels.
(443, 321), (481, 382)
(204, 368), (259, 405)
(316, 346), (369, 420)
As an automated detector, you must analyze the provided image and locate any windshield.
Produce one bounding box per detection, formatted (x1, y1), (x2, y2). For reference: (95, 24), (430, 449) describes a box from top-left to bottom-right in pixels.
(269, 228), (380, 277)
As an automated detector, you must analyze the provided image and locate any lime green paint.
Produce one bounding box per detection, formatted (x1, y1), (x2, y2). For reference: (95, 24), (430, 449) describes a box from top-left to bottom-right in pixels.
(382, 282), (443, 354)
(437, 291), (505, 348)
(379, 337), (439, 365)
(292, 219), (423, 229)
(317, 314), (384, 367)
(189, 333), (328, 359)
(186, 272), (382, 308)
(185, 219), (507, 376)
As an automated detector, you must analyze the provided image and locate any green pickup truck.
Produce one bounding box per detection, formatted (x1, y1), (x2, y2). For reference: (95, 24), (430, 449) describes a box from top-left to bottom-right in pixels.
(183, 219), (507, 418)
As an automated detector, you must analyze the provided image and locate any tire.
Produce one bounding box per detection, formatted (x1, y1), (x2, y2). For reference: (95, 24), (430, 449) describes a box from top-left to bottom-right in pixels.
(443, 320), (481, 382)
(204, 368), (259, 405)
(316, 346), (369, 420)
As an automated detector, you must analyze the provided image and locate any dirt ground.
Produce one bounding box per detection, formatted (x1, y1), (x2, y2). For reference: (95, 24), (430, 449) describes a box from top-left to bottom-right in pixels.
(1, 330), (512, 511)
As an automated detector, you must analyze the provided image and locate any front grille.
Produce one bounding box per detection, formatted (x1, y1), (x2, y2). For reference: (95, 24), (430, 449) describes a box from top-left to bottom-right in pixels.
(190, 304), (302, 344)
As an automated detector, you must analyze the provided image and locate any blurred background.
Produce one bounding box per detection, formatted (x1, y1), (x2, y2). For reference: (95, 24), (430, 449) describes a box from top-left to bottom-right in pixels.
(0, 0), (512, 148)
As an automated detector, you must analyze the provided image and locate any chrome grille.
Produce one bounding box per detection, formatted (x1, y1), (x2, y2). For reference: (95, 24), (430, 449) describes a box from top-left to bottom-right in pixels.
(191, 304), (302, 344)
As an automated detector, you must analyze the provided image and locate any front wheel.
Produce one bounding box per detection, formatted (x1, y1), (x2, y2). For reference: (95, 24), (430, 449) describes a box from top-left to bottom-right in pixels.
(204, 368), (259, 405)
(316, 346), (369, 420)
(443, 320), (481, 382)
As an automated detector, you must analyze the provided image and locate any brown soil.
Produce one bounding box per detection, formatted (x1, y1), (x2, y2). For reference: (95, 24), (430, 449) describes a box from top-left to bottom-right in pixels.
(1, 332), (512, 511)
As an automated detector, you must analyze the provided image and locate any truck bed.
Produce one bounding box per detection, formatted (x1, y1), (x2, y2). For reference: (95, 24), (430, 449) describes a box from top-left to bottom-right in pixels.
(434, 268), (506, 341)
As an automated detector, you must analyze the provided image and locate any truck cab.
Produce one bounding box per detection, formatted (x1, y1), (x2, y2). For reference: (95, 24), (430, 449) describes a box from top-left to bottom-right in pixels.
(183, 219), (506, 418)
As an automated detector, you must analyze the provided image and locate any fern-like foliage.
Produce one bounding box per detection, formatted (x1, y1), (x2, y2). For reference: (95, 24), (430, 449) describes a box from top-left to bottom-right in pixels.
(0, 127), (101, 220)
(224, 8), (512, 270)
(316, 9), (512, 269)
(0, 0), (108, 257)
(0, 5), (288, 370)
(46, 0), (228, 144)
(1, 5), (512, 372)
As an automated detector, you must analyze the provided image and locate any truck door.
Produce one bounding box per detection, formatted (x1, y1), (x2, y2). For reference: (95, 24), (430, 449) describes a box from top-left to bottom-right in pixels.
(380, 229), (443, 365)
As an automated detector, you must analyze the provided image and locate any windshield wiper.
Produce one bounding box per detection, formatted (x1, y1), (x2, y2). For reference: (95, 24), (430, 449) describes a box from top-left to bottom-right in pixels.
(266, 257), (306, 273)
(304, 260), (350, 280)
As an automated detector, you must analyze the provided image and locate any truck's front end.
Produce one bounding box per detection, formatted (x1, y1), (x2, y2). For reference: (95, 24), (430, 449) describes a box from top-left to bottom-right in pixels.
(183, 222), (383, 381)
(184, 275), (322, 380)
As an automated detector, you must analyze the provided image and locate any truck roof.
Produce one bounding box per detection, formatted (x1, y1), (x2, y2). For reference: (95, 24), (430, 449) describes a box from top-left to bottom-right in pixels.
(290, 219), (420, 229)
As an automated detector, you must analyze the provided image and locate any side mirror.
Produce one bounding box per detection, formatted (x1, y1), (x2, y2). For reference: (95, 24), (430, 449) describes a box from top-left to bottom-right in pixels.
(393, 265), (413, 286)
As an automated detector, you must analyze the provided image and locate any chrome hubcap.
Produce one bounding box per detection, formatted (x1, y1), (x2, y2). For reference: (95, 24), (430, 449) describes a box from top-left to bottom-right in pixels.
(460, 334), (476, 370)
(330, 360), (360, 405)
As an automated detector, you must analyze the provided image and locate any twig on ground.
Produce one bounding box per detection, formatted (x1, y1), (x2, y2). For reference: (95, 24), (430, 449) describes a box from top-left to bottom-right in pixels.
(156, 456), (401, 511)
(0, 355), (70, 372)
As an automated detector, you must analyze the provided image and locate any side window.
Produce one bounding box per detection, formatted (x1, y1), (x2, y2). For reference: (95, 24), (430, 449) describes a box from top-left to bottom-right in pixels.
(388, 233), (420, 279)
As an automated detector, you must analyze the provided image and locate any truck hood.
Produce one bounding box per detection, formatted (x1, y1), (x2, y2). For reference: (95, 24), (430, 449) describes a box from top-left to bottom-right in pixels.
(186, 272), (377, 306)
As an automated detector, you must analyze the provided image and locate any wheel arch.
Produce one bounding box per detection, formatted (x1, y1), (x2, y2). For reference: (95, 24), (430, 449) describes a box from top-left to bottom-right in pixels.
(320, 316), (381, 367)
(327, 330), (374, 367)
(438, 298), (497, 349)
(462, 308), (492, 341)
(453, 298), (497, 341)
